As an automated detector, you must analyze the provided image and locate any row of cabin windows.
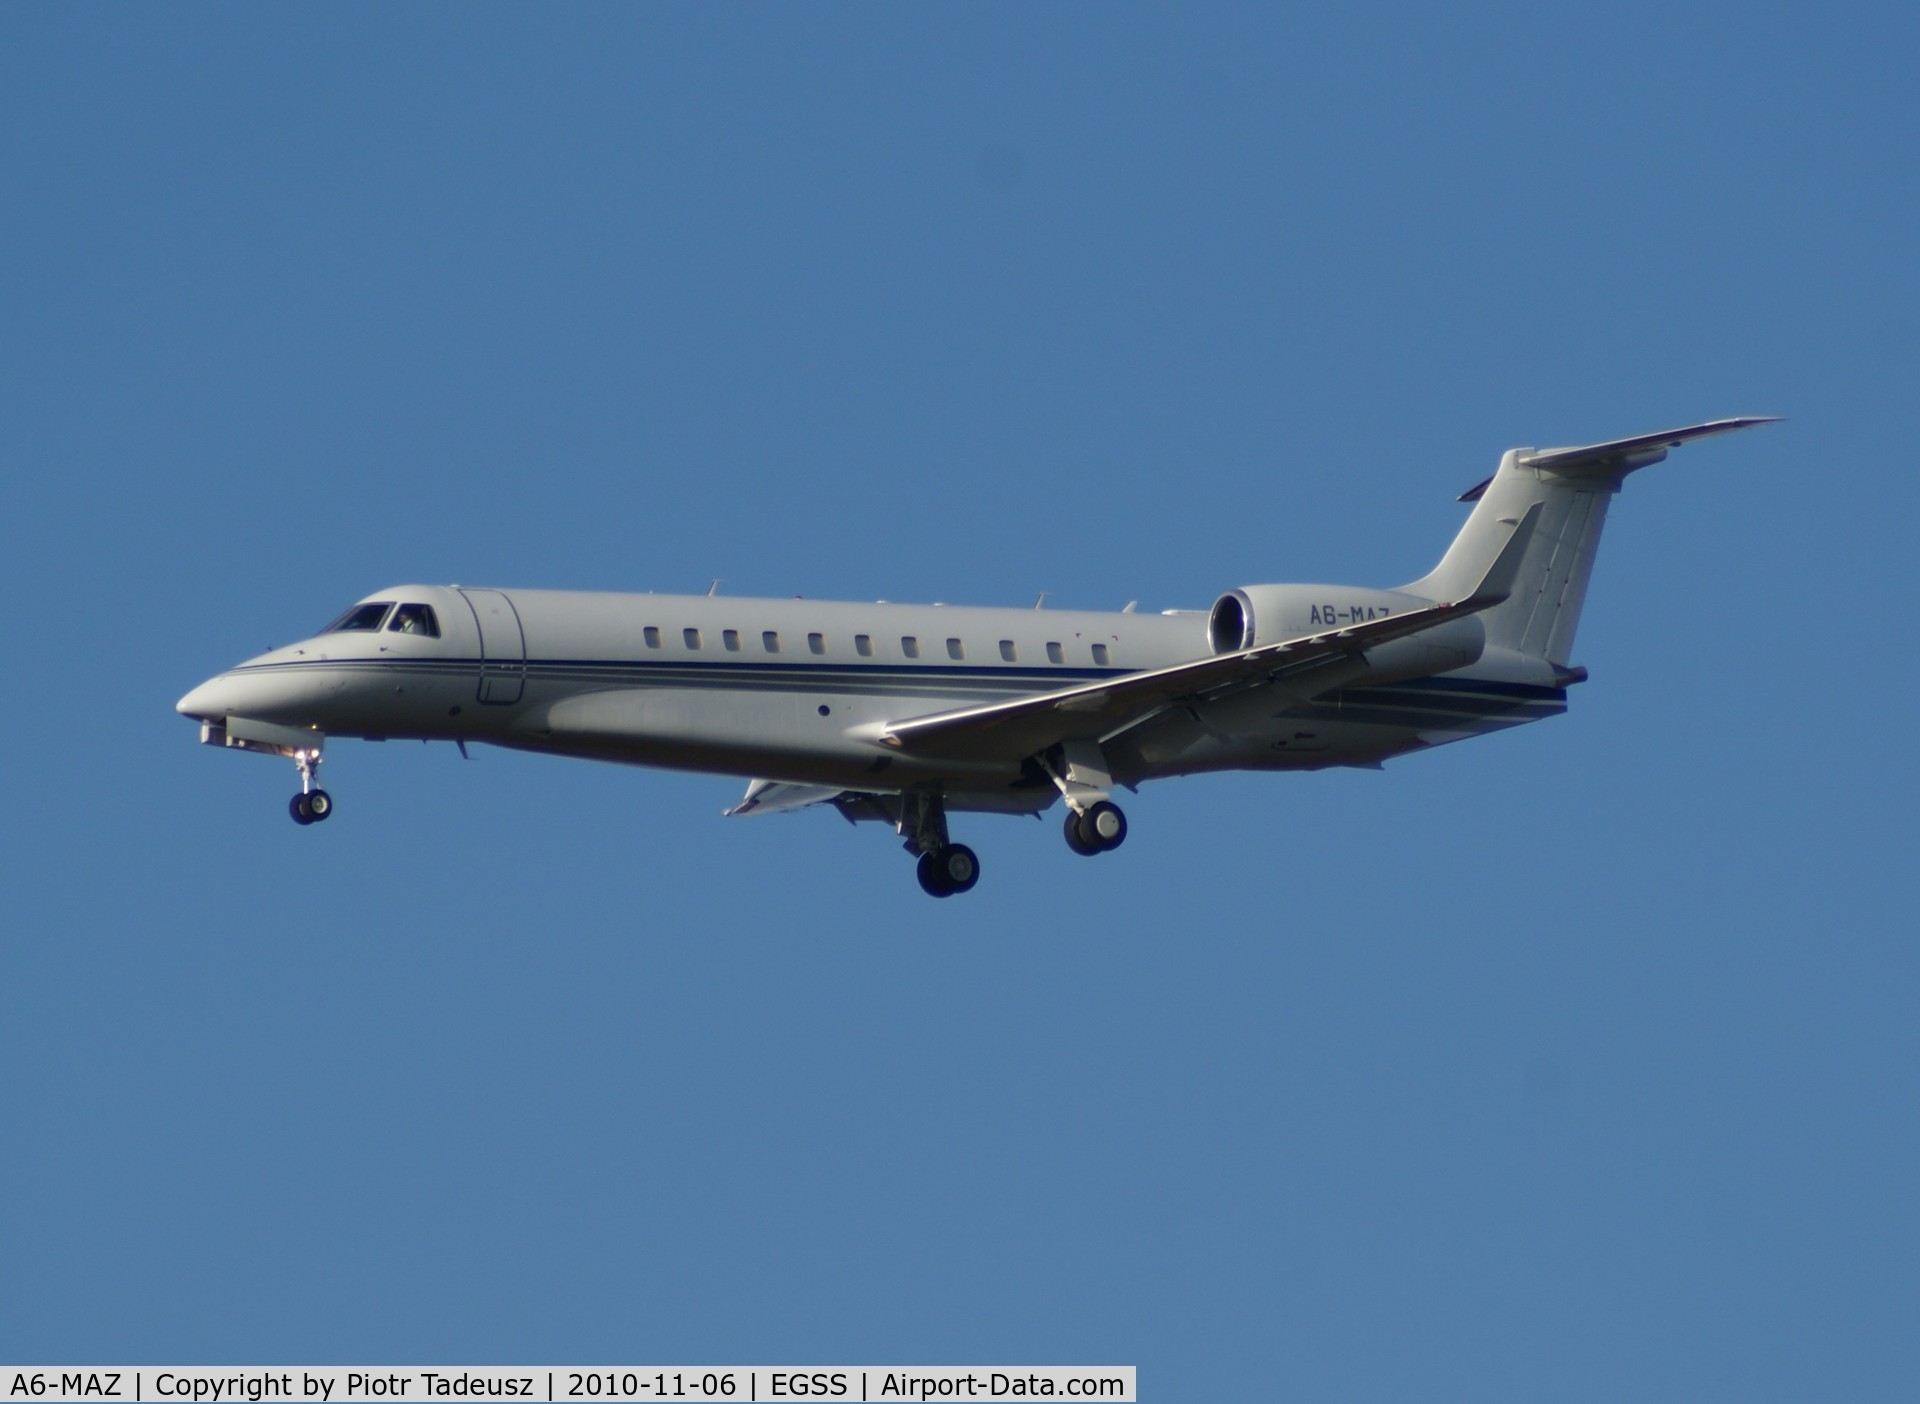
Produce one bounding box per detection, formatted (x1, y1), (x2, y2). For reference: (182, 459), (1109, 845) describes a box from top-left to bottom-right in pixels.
(637, 627), (1110, 666)
(320, 604), (1112, 666)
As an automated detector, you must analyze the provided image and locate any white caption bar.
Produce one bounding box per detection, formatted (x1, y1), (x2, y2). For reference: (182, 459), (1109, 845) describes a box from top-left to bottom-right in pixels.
(0, 1369), (1134, 1404)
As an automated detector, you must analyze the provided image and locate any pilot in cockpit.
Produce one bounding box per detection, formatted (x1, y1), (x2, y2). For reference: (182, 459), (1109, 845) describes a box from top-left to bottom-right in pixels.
(388, 603), (439, 637)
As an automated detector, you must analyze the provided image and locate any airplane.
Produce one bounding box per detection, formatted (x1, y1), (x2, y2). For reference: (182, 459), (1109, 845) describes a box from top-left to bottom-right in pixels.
(176, 417), (1774, 896)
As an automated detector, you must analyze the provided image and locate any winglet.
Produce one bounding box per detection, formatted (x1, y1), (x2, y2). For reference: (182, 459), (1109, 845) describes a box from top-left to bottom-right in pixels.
(1456, 501), (1542, 610)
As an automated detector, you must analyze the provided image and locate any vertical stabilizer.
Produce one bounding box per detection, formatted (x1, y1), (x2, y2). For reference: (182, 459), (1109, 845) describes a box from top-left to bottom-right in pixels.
(1403, 419), (1776, 666)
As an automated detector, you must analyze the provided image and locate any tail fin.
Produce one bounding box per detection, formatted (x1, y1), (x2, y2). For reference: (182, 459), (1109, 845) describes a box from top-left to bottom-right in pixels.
(1403, 418), (1777, 666)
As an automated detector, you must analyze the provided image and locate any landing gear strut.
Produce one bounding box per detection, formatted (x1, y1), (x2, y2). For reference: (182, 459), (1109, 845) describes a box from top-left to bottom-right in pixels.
(288, 748), (332, 826)
(899, 789), (979, 898)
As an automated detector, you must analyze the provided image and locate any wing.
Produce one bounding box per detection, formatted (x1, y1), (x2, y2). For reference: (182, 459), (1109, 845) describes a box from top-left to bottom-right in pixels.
(879, 504), (1541, 761)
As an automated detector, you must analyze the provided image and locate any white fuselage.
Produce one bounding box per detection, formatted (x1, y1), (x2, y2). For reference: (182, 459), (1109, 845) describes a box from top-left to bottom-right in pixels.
(177, 582), (1564, 813)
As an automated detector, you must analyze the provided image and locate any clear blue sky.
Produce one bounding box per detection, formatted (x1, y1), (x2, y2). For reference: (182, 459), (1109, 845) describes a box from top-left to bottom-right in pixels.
(4, 4), (1916, 1397)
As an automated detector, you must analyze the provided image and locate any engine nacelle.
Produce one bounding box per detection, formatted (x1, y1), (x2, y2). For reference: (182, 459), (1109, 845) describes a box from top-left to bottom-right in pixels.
(1207, 583), (1486, 684)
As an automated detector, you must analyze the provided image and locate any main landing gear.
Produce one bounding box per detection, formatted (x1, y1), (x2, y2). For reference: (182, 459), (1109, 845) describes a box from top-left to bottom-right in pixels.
(900, 789), (979, 898)
(1043, 741), (1127, 859)
(917, 844), (980, 898)
(1063, 799), (1127, 857)
(288, 748), (333, 826)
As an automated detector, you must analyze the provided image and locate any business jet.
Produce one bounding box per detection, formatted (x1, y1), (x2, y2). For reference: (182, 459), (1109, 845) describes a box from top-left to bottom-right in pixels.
(177, 418), (1773, 896)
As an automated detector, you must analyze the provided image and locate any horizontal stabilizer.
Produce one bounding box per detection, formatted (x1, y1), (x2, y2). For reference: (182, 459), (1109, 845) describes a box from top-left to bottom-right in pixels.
(1520, 416), (1780, 476)
(1459, 417), (1778, 499)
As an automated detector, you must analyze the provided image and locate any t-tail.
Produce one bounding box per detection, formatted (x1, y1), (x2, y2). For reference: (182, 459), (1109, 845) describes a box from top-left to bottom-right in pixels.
(1403, 418), (1778, 675)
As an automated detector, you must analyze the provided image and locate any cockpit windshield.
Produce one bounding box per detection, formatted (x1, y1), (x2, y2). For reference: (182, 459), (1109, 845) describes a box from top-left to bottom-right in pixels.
(324, 602), (393, 633)
(388, 603), (440, 637)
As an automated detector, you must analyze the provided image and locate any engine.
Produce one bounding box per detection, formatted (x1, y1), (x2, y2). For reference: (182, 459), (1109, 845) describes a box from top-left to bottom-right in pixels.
(1207, 582), (1486, 683)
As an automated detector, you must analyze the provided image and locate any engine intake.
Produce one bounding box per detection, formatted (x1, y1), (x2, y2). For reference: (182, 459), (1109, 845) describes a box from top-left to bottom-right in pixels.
(1208, 592), (1253, 654)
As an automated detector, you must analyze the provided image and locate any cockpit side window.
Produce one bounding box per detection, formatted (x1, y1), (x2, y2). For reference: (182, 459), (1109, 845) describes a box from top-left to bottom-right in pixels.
(388, 603), (440, 637)
(325, 602), (394, 633)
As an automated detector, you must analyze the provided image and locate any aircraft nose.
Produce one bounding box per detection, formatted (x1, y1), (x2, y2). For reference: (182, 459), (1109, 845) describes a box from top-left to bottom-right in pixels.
(176, 656), (340, 725)
(176, 676), (232, 719)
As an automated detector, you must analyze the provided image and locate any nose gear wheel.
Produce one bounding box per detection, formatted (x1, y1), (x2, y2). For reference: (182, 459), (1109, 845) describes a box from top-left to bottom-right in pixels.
(290, 789), (333, 824)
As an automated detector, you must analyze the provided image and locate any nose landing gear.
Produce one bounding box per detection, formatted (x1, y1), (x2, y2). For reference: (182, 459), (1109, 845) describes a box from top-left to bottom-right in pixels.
(288, 748), (332, 825)
(289, 790), (333, 824)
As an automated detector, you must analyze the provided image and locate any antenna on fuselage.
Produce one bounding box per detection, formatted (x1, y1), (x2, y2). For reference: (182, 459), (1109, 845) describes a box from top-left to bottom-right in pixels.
(1033, 592), (1048, 609)
(707, 579), (723, 596)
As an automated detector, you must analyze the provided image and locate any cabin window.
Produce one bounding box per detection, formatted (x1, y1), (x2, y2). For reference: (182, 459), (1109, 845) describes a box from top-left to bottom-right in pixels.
(998, 640), (1016, 662)
(683, 628), (702, 650)
(808, 632), (826, 655)
(855, 634), (874, 657)
(1092, 643), (1111, 666)
(723, 629), (741, 652)
(388, 604), (440, 637)
(644, 626), (662, 649)
(901, 636), (921, 659)
(762, 631), (780, 653)
(947, 638), (965, 660)
(1046, 641), (1065, 664)
(326, 602), (393, 633)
